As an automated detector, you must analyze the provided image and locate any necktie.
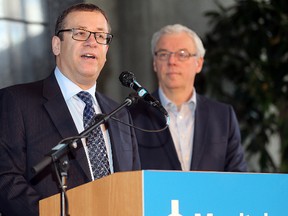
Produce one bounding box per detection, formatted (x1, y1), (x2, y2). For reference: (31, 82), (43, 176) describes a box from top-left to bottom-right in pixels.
(77, 91), (111, 180)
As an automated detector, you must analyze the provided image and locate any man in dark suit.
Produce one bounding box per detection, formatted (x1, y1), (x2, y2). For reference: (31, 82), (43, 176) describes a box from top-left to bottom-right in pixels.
(129, 24), (246, 172)
(0, 3), (140, 216)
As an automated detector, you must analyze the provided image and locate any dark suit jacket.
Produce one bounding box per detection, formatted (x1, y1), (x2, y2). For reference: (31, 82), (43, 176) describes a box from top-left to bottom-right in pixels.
(0, 73), (140, 216)
(129, 90), (247, 172)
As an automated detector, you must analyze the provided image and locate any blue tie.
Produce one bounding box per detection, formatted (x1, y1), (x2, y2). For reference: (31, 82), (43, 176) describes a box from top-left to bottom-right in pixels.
(77, 91), (110, 180)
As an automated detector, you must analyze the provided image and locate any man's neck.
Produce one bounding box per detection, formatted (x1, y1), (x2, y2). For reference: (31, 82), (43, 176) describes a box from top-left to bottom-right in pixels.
(162, 87), (194, 107)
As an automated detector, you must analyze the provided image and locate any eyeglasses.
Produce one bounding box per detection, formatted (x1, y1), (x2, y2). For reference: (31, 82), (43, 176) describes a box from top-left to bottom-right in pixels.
(56, 28), (113, 45)
(154, 50), (197, 61)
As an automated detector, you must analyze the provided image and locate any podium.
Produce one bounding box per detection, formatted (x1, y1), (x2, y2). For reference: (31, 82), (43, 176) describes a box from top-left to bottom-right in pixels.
(40, 170), (288, 216)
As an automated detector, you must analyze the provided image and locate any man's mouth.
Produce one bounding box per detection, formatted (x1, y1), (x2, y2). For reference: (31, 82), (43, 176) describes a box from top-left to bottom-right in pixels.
(81, 54), (96, 59)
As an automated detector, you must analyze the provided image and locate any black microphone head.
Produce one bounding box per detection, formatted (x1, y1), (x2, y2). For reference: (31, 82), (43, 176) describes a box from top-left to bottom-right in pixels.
(119, 71), (135, 87)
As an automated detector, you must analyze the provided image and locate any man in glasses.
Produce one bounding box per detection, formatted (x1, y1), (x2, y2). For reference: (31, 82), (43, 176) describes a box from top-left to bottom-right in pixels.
(0, 3), (140, 216)
(129, 24), (247, 172)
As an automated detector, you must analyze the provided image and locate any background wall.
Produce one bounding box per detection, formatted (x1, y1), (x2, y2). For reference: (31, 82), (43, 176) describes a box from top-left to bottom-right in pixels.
(88, 0), (234, 102)
(0, 0), (234, 102)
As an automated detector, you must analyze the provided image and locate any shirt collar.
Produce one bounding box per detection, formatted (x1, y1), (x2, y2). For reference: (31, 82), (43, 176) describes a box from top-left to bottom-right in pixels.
(54, 67), (97, 103)
(158, 87), (197, 110)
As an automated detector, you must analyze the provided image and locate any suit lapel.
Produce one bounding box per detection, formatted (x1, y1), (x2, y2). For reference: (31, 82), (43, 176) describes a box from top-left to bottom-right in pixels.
(152, 91), (182, 170)
(191, 95), (209, 170)
(162, 129), (182, 169)
(42, 73), (91, 181)
(95, 92), (122, 171)
(42, 74), (77, 138)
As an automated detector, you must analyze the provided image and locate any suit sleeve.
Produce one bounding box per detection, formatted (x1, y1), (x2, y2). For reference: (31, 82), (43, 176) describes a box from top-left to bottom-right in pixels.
(225, 105), (247, 172)
(0, 89), (40, 216)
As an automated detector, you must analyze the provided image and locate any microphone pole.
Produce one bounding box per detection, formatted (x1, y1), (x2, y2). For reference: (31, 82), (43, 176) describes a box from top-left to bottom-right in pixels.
(31, 94), (136, 216)
(32, 95), (135, 175)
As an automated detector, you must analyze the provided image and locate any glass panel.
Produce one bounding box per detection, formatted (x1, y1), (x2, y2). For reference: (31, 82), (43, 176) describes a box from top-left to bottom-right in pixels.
(0, 21), (13, 86)
(0, 0), (24, 19)
(0, 21), (10, 51)
(0, 0), (49, 87)
(24, 0), (47, 22)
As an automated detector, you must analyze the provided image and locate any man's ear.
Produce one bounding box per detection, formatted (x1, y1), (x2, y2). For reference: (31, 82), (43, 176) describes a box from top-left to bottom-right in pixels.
(195, 57), (204, 73)
(153, 59), (157, 73)
(52, 36), (61, 55)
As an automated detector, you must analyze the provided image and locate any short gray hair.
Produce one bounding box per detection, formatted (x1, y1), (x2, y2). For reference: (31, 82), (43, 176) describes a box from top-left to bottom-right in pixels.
(151, 24), (206, 57)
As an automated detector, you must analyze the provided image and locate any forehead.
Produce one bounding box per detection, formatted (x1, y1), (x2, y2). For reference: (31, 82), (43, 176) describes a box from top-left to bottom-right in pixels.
(64, 11), (109, 32)
(156, 32), (196, 51)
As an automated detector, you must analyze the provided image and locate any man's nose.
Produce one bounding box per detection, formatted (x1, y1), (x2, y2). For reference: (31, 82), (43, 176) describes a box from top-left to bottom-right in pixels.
(85, 33), (98, 45)
(168, 53), (177, 63)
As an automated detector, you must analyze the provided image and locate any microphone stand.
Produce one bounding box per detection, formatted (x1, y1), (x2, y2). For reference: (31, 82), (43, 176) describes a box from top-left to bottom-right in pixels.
(32, 95), (136, 216)
(57, 155), (69, 216)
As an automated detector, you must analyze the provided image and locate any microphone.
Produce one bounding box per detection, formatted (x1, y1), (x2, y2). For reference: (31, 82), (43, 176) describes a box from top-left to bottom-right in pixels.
(119, 71), (168, 117)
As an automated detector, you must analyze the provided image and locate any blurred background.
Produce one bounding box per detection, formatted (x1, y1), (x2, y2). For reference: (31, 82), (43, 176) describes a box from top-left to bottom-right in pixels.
(0, 0), (287, 172)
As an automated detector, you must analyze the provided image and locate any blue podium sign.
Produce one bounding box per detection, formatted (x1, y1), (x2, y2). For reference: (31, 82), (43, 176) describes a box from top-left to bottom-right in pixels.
(142, 171), (288, 216)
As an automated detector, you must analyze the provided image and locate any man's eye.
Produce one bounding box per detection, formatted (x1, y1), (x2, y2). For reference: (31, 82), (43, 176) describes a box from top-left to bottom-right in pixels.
(179, 53), (187, 57)
(75, 30), (86, 36)
(96, 34), (105, 39)
(159, 53), (169, 57)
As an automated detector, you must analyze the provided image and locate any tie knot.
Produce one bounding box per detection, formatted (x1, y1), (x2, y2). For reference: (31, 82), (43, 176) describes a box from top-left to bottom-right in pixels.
(77, 91), (94, 106)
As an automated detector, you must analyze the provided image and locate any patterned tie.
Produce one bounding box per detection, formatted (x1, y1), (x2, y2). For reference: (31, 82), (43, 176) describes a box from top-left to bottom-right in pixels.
(77, 91), (111, 180)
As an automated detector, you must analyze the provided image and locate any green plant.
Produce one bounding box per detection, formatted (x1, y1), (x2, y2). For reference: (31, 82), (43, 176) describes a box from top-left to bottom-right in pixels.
(203, 0), (288, 172)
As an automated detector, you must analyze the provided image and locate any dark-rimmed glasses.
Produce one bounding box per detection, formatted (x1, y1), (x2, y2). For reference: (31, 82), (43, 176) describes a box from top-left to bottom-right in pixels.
(154, 50), (197, 61)
(57, 28), (113, 45)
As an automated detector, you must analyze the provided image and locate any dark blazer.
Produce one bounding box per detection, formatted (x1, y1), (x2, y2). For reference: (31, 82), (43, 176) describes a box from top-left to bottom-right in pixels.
(129, 90), (247, 172)
(0, 73), (140, 216)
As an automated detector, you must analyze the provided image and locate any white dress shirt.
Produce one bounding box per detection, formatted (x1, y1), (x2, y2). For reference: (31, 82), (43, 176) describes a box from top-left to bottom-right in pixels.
(158, 87), (196, 171)
(54, 67), (114, 180)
